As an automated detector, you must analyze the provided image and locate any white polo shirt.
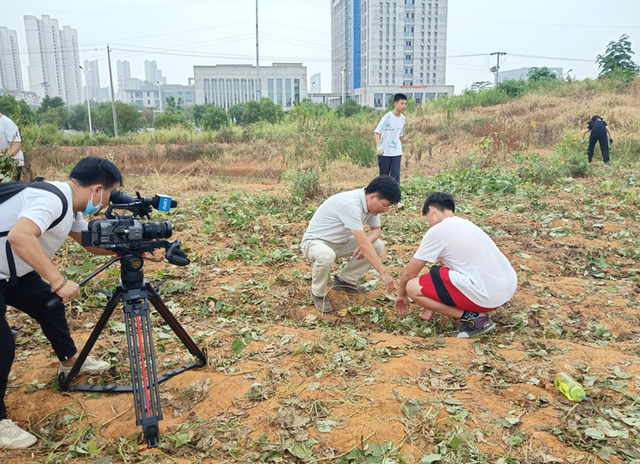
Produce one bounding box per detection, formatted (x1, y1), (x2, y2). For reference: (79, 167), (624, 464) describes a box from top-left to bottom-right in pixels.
(302, 188), (380, 245)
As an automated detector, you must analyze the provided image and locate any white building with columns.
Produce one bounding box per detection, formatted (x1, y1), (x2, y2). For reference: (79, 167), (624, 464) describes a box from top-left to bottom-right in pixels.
(193, 63), (307, 110)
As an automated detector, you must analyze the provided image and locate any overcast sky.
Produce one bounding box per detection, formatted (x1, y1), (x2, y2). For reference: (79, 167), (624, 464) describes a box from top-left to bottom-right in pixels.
(4, 0), (640, 96)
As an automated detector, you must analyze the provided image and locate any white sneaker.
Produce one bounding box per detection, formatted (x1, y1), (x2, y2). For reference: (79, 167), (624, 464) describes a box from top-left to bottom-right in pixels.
(58, 356), (111, 376)
(0, 419), (37, 449)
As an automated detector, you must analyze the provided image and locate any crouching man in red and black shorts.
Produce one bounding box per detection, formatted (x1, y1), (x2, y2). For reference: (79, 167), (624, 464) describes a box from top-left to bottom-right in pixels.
(395, 192), (517, 337)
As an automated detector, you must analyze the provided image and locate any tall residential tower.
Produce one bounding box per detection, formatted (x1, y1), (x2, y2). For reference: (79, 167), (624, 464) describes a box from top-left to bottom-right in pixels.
(0, 27), (24, 91)
(24, 15), (82, 105)
(331, 0), (452, 108)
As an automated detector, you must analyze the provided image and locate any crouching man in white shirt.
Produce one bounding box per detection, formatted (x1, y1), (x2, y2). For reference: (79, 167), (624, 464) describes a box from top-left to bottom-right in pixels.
(301, 176), (401, 313)
(395, 192), (517, 338)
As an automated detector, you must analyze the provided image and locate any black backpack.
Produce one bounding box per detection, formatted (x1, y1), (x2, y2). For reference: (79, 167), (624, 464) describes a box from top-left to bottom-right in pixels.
(0, 179), (68, 285)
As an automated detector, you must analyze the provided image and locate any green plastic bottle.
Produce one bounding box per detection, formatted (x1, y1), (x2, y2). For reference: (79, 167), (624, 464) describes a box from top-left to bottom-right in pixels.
(554, 372), (589, 402)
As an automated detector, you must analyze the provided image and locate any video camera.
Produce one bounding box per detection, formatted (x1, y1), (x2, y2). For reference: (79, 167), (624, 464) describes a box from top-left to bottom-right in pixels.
(81, 190), (189, 266)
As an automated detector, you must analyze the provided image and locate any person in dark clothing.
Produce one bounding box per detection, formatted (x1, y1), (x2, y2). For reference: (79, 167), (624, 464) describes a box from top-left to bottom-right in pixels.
(581, 115), (613, 165)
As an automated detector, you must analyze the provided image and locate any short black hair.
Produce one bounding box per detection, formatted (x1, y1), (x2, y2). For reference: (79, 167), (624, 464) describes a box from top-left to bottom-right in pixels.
(394, 93), (407, 103)
(365, 175), (401, 203)
(70, 157), (123, 188)
(423, 192), (455, 215)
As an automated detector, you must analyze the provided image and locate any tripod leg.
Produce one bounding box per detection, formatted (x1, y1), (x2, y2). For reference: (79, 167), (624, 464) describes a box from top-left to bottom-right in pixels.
(122, 287), (162, 447)
(59, 287), (123, 390)
(146, 282), (207, 365)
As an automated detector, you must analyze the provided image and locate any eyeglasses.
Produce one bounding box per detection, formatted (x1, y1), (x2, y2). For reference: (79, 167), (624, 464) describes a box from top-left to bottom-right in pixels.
(375, 195), (395, 210)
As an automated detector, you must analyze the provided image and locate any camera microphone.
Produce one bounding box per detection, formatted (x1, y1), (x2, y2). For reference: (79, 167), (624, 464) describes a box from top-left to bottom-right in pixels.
(109, 191), (178, 214)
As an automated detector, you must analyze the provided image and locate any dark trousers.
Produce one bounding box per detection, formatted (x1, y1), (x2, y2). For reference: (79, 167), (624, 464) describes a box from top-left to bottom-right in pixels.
(587, 134), (609, 163)
(378, 155), (402, 184)
(0, 271), (76, 419)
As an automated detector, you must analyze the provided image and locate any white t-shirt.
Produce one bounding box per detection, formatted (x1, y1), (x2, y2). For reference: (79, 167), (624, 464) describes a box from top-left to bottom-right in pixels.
(0, 181), (87, 279)
(302, 188), (380, 245)
(374, 111), (405, 157)
(414, 216), (517, 308)
(0, 115), (24, 166)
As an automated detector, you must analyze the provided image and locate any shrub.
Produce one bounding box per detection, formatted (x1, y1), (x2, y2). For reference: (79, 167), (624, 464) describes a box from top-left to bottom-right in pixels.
(153, 109), (189, 129)
(286, 169), (322, 199)
(324, 132), (376, 167)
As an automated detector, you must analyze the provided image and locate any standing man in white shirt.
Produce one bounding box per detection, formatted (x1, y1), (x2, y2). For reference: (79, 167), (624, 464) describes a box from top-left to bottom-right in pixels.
(395, 192), (517, 337)
(301, 176), (401, 313)
(0, 157), (122, 449)
(0, 112), (24, 181)
(374, 93), (407, 184)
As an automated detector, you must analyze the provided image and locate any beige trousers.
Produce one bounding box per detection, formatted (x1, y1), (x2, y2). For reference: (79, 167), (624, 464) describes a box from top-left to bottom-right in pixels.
(302, 237), (385, 297)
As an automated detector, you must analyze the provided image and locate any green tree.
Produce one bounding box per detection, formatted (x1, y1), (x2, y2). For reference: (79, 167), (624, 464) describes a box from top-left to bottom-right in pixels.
(201, 106), (229, 130)
(94, 101), (144, 136)
(153, 109), (189, 129)
(596, 34), (640, 83)
(0, 95), (36, 126)
(38, 106), (69, 129)
(527, 67), (558, 81)
(68, 104), (89, 131)
(192, 103), (209, 127)
(240, 98), (283, 125)
(36, 95), (68, 128)
(228, 102), (247, 124)
(37, 95), (65, 114)
(258, 97), (284, 124)
(287, 100), (329, 120)
(337, 98), (362, 117)
(241, 100), (262, 125)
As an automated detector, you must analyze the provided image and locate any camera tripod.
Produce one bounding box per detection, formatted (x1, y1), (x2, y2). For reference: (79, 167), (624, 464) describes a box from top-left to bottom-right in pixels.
(57, 248), (207, 447)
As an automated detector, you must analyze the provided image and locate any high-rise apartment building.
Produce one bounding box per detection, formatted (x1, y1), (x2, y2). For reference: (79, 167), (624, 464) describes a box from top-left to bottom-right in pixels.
(0, 27), (24, 91)
(117, 60), (132, 90)
(331, 0), (453, 108)
(145, 60), (166, 86)
(24, 15), (82, 105)
(82, 59), (101, 100)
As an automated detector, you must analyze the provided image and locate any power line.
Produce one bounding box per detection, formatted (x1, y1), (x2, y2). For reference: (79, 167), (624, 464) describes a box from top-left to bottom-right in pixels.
(509, 53), (594, 63)
(262, 20), (330, 36)
(454, 17), (640, 29)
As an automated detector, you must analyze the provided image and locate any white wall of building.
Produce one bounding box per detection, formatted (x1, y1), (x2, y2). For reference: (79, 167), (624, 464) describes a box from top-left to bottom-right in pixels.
(193, 63), (307, 110)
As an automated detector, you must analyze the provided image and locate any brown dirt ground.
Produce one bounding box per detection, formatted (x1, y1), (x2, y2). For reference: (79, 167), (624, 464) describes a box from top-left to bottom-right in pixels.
(3, 144), (640, 463)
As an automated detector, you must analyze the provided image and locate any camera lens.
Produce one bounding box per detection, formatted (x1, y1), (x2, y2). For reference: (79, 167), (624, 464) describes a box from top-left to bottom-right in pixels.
(142, 221), (172, 239)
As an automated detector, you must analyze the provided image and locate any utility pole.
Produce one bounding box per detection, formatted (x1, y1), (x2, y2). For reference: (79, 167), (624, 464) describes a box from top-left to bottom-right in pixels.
(490, 51), (507, 86)
(255, 0), (261, 100)
(107, 45), (119, 137)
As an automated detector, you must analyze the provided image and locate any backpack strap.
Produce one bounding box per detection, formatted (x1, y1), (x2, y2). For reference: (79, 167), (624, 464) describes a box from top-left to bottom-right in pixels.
(1, 182), (68, 286)
(26, 183), (68, 230)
